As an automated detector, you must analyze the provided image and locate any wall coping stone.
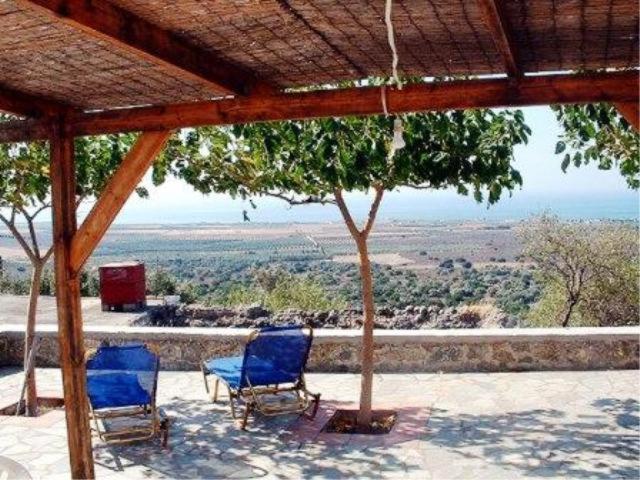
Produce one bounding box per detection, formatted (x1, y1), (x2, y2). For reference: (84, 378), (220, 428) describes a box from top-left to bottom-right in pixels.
(1, 324), (638, 344)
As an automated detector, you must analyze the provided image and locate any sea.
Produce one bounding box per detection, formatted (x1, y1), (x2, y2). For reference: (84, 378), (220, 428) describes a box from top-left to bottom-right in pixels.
(108, 189), (639, 225)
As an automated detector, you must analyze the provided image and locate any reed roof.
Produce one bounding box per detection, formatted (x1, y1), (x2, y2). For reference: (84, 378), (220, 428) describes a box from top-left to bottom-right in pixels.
(1, 0), (637, 111)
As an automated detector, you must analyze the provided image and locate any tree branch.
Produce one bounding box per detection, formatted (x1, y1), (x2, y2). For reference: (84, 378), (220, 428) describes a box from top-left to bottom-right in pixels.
(18, 206), (41, 259)
(0, 212), (36, 262)
(362, 184), (384, 238)
(28, 202), (51, 219)
(42, 245), (54, 264)
(263, 192), (336, 206)
(334, 188), (362, 240)
(404, 183), (435, 190)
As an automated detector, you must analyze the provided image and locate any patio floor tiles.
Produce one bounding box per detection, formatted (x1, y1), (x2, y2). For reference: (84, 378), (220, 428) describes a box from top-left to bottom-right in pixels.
(0, 368), (638, 479)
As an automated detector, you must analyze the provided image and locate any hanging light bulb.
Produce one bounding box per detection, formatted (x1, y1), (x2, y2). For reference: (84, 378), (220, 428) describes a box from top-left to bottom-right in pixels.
(198, 141), (210, 157)
(392, 117), (406, 151)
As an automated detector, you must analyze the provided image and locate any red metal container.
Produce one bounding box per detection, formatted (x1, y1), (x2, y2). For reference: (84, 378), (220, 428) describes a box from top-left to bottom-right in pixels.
(99, 261), (146, 312)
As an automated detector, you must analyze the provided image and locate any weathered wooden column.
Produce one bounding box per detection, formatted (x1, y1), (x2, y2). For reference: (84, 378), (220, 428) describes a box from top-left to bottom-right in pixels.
(49, 117), (95, 480)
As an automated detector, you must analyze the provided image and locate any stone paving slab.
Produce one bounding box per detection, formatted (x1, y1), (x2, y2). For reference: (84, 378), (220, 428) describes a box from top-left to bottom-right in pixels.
(0, 368), (638, 479)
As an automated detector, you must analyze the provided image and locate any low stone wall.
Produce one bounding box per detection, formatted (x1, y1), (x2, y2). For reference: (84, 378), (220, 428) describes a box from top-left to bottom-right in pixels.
(0, 325), (638, 373)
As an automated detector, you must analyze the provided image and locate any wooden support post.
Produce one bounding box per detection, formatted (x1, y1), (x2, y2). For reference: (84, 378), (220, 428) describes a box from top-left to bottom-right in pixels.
(71, 130), (171, 272)
(49, 117), (95, 480)
(614, 102), (639, 131)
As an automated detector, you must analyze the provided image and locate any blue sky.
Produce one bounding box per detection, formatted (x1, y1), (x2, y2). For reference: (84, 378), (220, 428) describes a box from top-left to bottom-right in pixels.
(81, 106), (638, 224)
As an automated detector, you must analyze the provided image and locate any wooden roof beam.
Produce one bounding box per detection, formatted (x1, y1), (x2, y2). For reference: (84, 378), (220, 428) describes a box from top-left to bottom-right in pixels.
(0, 84), (69, 118)
(0, 71), (637, 143)
(0, 118), (52, 143)
(477, 0), (520, 77)
(614, 102), (639, 131)
(68, 71), (640, 136)
(18, 0), (272, 96)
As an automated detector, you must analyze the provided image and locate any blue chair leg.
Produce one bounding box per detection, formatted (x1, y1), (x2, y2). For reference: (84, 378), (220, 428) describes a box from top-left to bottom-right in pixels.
(213, 378), (220, 402)
(240, 402), (254, 430)
(201, 364), (210, 395)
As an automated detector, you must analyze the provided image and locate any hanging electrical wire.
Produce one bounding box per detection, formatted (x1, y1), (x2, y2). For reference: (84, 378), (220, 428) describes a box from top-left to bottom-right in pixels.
(383, 0), (406, 156)
(385, 0), (403, 91)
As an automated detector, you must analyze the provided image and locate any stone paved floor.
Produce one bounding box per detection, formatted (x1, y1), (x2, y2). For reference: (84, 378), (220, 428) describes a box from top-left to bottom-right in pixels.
(0, 295), (156, 326)
(0, 368), (638, 479)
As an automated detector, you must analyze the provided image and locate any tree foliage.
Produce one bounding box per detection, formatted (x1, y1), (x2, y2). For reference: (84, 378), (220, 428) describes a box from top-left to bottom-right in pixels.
(0, 131), (139, 214)
(552, 104), (639, 189)
(161, 110), (531, 204)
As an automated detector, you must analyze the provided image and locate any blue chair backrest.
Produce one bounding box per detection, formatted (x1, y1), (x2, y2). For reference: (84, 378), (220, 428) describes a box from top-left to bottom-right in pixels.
(86, 343), (159, 407)
(241, 325), (312, 388)
(87, 343), (158, 372)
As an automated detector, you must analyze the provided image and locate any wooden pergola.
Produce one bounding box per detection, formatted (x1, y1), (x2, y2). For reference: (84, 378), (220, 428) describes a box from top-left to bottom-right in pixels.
(0, 1), (638, 478)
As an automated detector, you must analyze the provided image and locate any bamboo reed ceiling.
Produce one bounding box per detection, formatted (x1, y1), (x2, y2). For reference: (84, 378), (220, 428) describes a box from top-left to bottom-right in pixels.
(0, 0), (637, 113)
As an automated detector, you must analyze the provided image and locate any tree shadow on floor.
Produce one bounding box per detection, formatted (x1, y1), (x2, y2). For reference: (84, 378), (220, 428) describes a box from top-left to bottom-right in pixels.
(93, 396), (424, 479)
(92, 392), (639, 479)
(425, 398), (640, 479)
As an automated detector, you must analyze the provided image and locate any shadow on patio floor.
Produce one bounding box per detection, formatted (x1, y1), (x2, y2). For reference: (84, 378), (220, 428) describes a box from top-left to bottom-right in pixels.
(92, 396), (426, 479)
(424, 398), (640, 479)
(92, 394), (639, 479)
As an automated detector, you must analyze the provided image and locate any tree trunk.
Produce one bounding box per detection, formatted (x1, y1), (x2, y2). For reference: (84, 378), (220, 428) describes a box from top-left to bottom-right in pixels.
(333, 186), (384, 430)
(24, 261), (43, 416)
(355, 236), (375, 427)
(562, 298), (577, 327)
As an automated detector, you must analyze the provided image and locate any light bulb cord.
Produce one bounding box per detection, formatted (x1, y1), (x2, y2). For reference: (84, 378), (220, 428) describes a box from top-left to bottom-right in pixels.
(380, 0), (403, 117)
(385, 0), (403, 91)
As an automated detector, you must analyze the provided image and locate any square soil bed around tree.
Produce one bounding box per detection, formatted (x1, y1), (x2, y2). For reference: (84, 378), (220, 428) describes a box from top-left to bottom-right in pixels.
(0, 397), (64, 416)
(322, 409), (397, 434)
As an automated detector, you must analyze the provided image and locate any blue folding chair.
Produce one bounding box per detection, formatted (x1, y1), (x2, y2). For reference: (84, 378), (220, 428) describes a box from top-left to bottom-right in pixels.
(202, 325), (320, 429)
(86, 343), (162, 444)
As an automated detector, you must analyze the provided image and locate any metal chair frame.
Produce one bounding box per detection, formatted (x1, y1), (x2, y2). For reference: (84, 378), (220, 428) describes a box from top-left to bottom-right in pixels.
(202, 326), (320, 429)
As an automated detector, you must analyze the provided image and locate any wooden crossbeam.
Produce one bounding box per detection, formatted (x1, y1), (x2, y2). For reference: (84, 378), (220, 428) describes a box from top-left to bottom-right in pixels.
(65, 71), (640, 135)
(70, 131), (171, 272)
(0, 84), (68, 118)
(19, 0), (270, 96)
(0, 72), (637, 143)
(0, 118), (50, 142)
(477, 0), (520, 77)
(614, 102), (639, 131)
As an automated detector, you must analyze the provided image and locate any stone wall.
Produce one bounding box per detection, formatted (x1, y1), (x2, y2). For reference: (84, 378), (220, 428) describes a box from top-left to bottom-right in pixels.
(0, 325), (637, 373)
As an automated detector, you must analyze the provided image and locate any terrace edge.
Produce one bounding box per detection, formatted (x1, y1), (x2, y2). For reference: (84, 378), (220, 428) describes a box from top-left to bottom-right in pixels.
(0, 325), (638, 373)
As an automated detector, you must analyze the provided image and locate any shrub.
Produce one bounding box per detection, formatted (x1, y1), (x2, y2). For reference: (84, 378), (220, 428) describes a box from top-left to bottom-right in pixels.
(80, 270), (100, 297)
(0, 275), (30, 295)
(527, 282), (591, 327)
(212, 274), (346, 312)
(439, 259), (454, 269)
(520, 216), (639, 327)
(148, 268), (177, 296)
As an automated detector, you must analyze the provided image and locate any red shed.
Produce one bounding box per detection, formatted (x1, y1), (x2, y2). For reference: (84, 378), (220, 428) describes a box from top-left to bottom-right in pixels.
(99, 261), (146, 312)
